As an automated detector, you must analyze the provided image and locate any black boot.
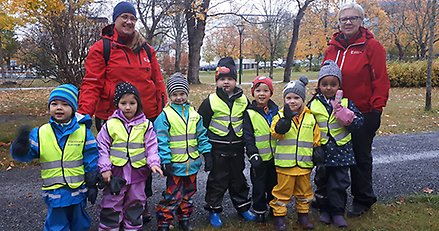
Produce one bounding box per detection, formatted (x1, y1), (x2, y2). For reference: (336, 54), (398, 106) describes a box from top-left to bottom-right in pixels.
(297, 213), (314, 230)
(179, 220), (194, 231)
(256, 213), (266, 223)
(274, 216), (287, 231)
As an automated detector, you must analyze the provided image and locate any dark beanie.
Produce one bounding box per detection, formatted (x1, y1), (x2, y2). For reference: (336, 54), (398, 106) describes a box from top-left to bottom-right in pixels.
(215, 57), (237, 81)
(113, 1), (136, 22)
(113, 82), (140, 106)
(167, 72), (189, 96)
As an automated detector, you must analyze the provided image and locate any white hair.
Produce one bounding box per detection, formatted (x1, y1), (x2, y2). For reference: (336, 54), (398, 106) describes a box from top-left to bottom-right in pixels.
(338, 2), (365, 20)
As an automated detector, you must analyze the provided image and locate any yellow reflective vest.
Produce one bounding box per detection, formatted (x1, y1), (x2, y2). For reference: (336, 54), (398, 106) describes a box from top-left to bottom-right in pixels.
(274, 112), (316, 168)
(208, 93), (248, 137)
(309, 98), (351, 146)
(106, 118), (148, 168)
(39, 123), (86, 190)
(163, 106), (201, 163)
(247, 109), (275, 161)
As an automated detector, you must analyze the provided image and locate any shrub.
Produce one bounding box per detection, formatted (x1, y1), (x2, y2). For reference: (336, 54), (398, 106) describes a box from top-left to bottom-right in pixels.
(387, 60), (439, 87)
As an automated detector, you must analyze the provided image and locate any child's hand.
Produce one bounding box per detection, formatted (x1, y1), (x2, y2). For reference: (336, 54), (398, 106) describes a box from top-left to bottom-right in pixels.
(151, 165), (164, 177)
(102, 170), (112, 183)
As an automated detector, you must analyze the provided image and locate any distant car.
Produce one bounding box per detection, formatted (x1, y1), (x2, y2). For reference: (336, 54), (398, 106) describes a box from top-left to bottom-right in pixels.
(200, 64), (216, 71)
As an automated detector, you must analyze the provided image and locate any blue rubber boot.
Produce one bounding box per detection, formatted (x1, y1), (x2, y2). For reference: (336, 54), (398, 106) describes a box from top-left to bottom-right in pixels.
(209, 212), (223, 228)
(240, 210), (257, 221)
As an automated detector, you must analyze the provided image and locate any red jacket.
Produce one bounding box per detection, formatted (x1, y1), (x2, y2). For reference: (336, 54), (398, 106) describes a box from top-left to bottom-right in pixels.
(324, 27), (390, 113)
(78, 25), (167, 120)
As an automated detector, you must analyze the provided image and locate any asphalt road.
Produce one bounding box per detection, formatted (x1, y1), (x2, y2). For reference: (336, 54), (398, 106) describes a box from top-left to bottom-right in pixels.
(1, 131), (438, 230)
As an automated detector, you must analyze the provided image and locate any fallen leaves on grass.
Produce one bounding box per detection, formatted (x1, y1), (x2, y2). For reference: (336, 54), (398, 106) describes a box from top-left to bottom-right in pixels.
(0, 141), (11, 147)
(423, 187), (434, 194)
(396, 196), (406, 205)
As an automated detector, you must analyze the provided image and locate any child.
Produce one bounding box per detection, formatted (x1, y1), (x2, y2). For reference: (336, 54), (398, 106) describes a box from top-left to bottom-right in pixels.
(243, 76), (279, 223)
(198, 57), (256, 227)
(269, 76), (320, 231)
(10, 84), (99, 231)
(308, 60), (364, 228)
(96, 82), (163, 231)
(154, 73), (212, 231)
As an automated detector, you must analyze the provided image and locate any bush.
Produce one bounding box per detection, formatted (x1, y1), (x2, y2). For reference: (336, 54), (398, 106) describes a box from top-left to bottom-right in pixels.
(387, 60), (439, 87)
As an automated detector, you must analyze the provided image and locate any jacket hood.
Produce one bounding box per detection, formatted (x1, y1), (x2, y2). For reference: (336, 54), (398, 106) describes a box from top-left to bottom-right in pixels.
(329, 27), (374, 49)
(109, 109), (147, 126)
(49, 113), (90, 139)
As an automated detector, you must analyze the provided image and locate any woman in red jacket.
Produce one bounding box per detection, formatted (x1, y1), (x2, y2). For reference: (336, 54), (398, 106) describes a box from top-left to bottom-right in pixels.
(321, 2), (390, 217)
(78, 1), (167, 225)
(78, 1), (167, 129)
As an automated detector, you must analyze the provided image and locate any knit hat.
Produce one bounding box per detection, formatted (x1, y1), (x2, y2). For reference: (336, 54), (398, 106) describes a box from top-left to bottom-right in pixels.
(48, 84), (78, 112)
(113, 82), (141, 106)
(318, 60), (342, 84)
(167, 72), (189, 96)
(215, 57), (237, 81)
(251, 76), (273, 96)
(282, 76), (309, 101)
(113, 1), (136, 22)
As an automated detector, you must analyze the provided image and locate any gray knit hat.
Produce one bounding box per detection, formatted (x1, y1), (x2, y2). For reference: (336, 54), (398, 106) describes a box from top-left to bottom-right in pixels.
(167, 72), (189, 96)
(318, 60), (342, 84)
(283, 76), (309, 101)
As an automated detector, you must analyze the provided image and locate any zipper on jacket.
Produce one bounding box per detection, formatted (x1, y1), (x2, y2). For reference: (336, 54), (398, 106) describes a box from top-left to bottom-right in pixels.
(339, 42), (365, 71)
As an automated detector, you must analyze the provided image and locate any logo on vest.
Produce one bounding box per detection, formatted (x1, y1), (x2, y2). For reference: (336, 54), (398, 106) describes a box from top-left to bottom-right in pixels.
(350, 50), (362, 55)
(68, 140), (83, 146)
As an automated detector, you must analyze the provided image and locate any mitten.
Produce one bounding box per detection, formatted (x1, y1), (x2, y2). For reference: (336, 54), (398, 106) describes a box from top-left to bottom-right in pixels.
(97, 174), (105, 189)
(312, 146), (325, 166)
(161, 163), (173, 177)
(334, 107), (355, 126)
(87, 187), (98, 204)
(330, 90), (343, 111)
(248, 153), (263, 168)
(274, 104), (298, 134)
(109, 176), (127, 195)
(203, 153), (213, 172)
(85, 171), (99, 204)
(11, 126), (32, 156)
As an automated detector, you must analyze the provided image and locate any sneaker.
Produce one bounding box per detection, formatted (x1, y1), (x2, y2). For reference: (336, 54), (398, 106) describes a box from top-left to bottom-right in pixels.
(319, 212), (331, 224)
(297, 213), (314, 230)
(347, 204), (370, 217)
(209, 212), (223, 228)
(274, 216), (287, 231)
(240, 210), (257, 221)
(332, 215), (347, 228)
(178, 220), (194, 231)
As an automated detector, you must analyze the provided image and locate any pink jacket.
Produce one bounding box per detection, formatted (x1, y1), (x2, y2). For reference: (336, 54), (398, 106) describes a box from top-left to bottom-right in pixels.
(97, 109), (160, 184)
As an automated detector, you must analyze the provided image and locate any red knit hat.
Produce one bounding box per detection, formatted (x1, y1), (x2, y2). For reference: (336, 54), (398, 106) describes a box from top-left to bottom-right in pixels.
(251, 76), (274, 96)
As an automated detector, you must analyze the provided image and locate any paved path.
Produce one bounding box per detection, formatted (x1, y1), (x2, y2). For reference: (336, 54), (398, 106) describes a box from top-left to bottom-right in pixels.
(1, 131), (438, 230)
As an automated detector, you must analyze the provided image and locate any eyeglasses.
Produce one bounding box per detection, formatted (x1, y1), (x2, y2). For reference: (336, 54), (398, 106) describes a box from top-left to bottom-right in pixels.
(120, 14), (137, 23)
(339, 16), (361, 24)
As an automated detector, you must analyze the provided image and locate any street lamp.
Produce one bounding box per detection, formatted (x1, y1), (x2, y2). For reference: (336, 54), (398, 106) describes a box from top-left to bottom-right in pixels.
(236, 24), (245, 85)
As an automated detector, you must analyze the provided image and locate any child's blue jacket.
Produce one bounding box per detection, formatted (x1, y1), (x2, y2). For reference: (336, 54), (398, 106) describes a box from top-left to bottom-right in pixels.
(154, 103), (212, 176)
(10, 113), (98, 208)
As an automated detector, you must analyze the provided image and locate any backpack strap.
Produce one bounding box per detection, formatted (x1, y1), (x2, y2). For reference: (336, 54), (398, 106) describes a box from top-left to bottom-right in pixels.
(103, 38), (111, 66)
(102, 38), (152, 65)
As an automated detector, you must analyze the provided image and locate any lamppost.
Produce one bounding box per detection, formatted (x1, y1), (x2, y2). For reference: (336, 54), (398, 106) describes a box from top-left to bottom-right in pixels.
(236, 24), (245, 85)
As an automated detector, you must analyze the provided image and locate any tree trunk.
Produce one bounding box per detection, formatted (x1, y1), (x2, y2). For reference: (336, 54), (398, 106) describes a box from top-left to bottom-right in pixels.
(283, 0), (314, 82)
(185, 0), (210, 84)
(425, 0), (437, 111)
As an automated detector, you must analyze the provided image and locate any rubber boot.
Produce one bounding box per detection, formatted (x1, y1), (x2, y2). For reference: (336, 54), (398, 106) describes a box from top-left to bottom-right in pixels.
(297, 213), (314, 230)
(178, 220), (194, 231)
(274, 216), (287, 231)
(319, 211), (331, 224)
(209, 212), (223, 228)
(240, 210), (257, 221)
(331, 215), (347, 228)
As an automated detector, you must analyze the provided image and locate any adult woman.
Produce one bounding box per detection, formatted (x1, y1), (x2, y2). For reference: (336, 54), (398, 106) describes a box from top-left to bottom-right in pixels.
(78, 1), (166, 224)
(322, 2), (390, 217)
(78, 1), (167, 129)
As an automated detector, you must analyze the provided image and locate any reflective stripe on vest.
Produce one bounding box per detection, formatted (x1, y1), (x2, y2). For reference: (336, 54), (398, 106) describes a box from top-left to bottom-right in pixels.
(208, 93), (248, 137)
(106, 118), (148, 168)
(39, 123), (86, 190)
(163, 106), (201, 163)
(309, 98), (351, 146)
(274, 112), (315, 168)
(247, 109), (275, 161)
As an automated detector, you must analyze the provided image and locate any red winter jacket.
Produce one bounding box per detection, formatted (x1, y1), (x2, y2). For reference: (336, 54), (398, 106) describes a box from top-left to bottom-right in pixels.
(78, 25), (167, 120)
(324, 27), (390, 113)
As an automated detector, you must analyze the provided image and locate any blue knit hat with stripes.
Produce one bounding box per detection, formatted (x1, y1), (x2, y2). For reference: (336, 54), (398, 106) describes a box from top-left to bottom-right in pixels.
(48, 84), (78, 112)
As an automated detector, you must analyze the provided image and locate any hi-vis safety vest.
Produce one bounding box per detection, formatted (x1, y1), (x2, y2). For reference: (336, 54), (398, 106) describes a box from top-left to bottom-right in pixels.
(208, 93), (248, 137)
(39, 124), (86, 190)
(163, 106), (201, 163)
(274, 112), (316, 168)
(247, 109), (275, 161)
(106, 118), (148, 168)
(309, 98), (351, 146)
